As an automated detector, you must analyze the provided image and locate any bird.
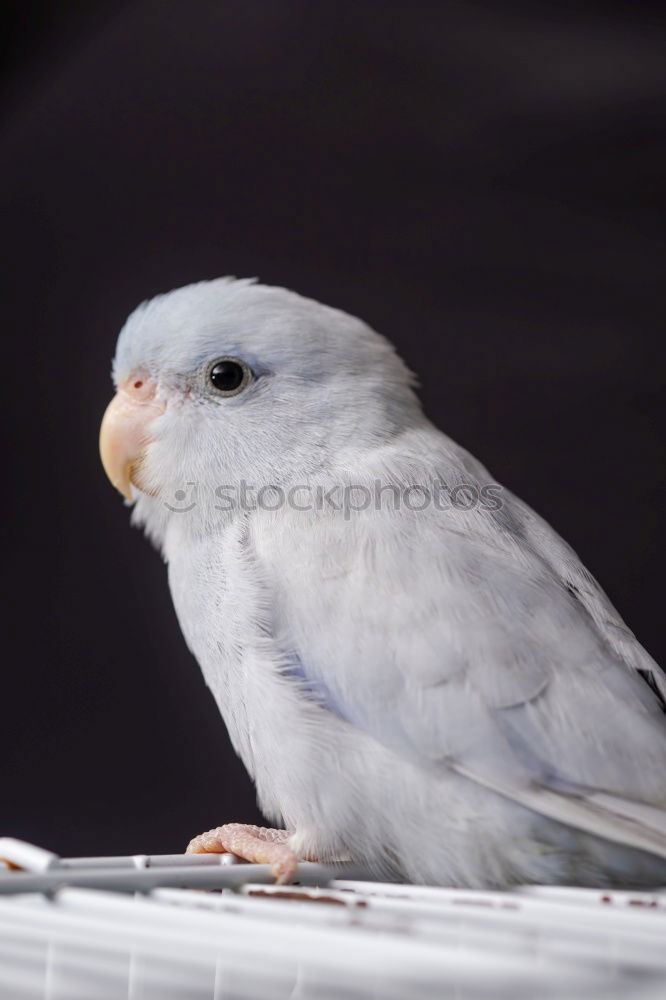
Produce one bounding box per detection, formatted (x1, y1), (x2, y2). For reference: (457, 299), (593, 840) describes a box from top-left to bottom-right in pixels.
(99, 277), (666, 888)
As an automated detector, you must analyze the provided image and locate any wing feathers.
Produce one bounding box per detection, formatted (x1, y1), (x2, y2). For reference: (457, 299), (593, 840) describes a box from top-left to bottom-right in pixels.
(451, 760), (666, 861)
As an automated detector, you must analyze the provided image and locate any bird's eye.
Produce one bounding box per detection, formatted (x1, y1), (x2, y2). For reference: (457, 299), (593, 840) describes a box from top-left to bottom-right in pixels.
(206, 357), (252, 396)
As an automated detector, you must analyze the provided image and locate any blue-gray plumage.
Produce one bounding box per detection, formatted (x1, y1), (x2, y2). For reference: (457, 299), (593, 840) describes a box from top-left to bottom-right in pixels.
(99, 277), (666, 887)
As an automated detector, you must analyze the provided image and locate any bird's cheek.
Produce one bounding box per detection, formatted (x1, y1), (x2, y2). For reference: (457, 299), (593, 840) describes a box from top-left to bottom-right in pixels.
(99, 378), (166, 499)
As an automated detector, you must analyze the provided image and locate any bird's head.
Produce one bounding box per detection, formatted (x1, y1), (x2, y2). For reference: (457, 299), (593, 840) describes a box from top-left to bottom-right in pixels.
(100, 277), (421, 541)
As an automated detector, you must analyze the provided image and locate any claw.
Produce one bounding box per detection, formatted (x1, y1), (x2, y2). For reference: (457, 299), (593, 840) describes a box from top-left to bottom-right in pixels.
(185, 823), (299, 883)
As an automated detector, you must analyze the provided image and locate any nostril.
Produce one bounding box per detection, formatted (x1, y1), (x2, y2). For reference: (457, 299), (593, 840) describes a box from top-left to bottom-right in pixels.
(119, 375), (161, 406)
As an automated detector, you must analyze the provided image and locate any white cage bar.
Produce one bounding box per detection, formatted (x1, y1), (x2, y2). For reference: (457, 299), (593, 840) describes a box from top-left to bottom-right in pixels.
(1, 839), (666, 999)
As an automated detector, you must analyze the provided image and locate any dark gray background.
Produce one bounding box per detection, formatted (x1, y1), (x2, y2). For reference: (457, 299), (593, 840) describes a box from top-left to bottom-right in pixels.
(2, 1), (664, 857)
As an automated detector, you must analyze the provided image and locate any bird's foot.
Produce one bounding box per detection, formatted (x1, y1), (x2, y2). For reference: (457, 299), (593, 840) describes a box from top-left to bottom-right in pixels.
(186, 823), (298, 884)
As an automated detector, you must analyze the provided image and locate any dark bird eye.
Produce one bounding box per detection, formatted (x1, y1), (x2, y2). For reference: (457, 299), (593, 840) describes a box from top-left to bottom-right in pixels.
(207, 358), (251, 396)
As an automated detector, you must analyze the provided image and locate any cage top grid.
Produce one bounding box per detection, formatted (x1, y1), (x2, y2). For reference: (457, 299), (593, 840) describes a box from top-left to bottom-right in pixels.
(1, 838), (666, 1000)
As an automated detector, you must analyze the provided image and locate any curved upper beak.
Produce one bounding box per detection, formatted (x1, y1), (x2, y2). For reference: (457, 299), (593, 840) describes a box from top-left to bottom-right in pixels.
(99, 378), (165, 499)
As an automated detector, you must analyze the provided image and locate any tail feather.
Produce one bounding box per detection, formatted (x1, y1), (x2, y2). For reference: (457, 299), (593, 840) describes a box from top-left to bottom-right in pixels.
(452, 761), (666, 861)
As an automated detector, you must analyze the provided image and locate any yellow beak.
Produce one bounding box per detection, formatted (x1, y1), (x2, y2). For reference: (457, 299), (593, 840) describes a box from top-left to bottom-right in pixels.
(99, 378), (165, 499)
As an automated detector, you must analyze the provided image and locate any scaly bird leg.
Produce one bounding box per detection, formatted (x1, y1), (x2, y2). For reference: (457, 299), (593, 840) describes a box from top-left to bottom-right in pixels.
(186, 824), (299, 884)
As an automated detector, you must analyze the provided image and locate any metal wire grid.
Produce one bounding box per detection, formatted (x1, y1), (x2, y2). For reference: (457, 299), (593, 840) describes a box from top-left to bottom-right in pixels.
(1, 839), (666, 1000)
